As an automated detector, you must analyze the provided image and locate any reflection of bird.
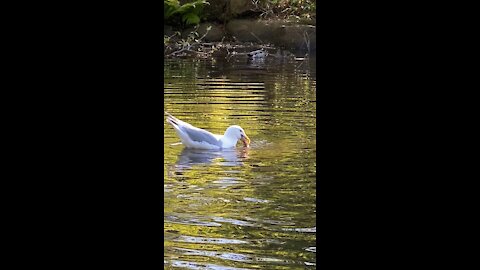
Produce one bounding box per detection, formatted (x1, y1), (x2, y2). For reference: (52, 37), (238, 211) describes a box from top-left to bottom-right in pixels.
(176, 148), (241, 167)
(167, 148), (248, 176)
(165, 112), (250, 150)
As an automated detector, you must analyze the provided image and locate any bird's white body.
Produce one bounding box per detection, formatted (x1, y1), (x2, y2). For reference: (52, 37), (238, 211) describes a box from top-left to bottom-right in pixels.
(165, 112), (250, 150)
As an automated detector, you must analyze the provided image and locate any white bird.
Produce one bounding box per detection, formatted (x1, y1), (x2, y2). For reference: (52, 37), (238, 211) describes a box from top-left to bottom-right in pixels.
(165, 112), (251, 150)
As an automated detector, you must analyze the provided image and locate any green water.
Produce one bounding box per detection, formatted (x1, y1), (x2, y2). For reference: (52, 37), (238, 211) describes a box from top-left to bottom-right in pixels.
(164, 56), (316, 269)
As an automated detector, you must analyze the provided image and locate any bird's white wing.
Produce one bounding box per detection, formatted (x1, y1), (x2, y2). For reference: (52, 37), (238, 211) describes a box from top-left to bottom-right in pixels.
(180, 126), (222, 146)
(166, 112), (222, 147)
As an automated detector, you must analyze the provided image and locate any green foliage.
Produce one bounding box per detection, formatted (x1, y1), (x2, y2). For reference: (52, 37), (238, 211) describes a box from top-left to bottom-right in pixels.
(164, 0), (209, 26)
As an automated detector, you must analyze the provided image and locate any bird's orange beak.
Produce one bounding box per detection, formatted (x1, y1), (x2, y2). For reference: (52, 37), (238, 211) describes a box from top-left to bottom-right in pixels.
(241, 134), (251, 147)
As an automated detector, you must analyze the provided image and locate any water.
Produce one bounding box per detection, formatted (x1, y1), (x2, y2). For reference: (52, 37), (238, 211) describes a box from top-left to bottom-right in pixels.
(164, 54), (316, 269)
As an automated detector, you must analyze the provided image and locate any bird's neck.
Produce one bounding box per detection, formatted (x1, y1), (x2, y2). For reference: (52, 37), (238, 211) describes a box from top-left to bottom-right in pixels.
(220, 136), (238, 148)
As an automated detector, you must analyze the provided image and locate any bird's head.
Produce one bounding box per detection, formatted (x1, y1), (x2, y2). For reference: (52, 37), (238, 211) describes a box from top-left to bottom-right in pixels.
(225, 125), (250, 147)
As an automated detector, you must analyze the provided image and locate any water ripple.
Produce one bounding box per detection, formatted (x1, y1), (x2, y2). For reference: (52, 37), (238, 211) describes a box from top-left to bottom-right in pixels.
(164, 57), (316, 269)
(175, 235), (249, 245)
(174, 247), (286, 264)
(166, 214), (222, 227)
(166, 260), (252, 270)
(211, 217), (256, 227)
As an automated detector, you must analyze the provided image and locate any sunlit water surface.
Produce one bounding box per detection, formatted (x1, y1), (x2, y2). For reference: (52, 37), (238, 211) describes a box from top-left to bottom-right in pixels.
(164, 55), (316, 269)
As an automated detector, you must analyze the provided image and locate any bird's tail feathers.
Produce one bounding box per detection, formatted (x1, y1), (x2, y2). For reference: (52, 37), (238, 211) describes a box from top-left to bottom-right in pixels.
(165, 112), (180, 126)
(165, 111), (181, 121)
(166, 116), (178, 126)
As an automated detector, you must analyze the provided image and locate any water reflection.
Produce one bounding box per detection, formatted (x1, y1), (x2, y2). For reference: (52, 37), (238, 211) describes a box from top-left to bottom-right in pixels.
(164, 56), (316, 269)
(174, 147), (249, 169)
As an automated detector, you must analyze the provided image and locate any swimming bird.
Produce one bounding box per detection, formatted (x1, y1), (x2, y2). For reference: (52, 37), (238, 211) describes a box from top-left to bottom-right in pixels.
(165, 112), (251, 149)
(247, 49), (268, 59)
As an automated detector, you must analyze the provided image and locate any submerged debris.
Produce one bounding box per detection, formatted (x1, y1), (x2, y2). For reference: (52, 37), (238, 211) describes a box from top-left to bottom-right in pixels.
(164, 26), (303, 62)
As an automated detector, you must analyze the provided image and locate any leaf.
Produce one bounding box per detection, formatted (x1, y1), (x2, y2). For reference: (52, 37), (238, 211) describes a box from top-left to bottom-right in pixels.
(183, 13), (200, 25)
(164, 2), (180, 19)
(176, 3), (196, 13)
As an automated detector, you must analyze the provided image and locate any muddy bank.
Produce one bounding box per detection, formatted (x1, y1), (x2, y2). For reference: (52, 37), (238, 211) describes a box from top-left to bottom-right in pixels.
(165, 19), (316, 55)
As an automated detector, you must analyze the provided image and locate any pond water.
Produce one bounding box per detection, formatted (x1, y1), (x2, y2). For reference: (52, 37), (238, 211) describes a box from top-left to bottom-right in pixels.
(164, 54), (316, 269)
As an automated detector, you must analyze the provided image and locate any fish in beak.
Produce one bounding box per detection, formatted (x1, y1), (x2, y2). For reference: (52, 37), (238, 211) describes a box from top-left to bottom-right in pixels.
(241, 134), (251, 147)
